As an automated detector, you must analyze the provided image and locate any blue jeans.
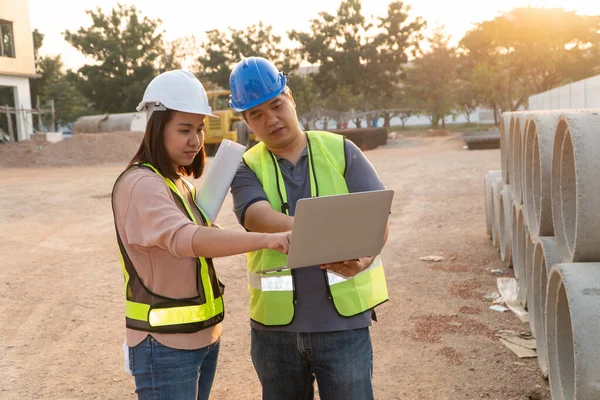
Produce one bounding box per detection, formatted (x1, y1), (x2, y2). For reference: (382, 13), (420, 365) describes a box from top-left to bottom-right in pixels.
(129, 335), (220, 400)
(251, 328), (374, 400)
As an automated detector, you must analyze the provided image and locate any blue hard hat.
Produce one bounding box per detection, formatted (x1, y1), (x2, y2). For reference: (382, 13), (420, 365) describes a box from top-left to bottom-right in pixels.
(229, 57), (287, 112)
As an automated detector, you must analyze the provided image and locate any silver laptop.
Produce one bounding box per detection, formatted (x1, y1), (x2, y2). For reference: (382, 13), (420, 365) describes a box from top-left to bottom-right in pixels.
(261, 189), (394, 273)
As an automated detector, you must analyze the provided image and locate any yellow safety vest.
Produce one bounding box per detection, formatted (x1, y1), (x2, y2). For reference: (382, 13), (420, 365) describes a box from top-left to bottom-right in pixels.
(243, 131), (388, 326)
(111, 163), (225, 333)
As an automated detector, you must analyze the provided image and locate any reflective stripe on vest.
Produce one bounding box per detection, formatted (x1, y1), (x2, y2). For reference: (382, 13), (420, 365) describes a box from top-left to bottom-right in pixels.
(248, 270), (294, 292)
(126, 297), (224, 327)
(112, 163), (225, 332)
(242, 131), (388, 325)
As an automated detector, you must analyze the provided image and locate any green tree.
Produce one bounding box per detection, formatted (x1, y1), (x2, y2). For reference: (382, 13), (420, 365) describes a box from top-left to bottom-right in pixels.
(196, 22), (298, 89)
(43, 60), (90, 127)
(290, 0), (372, 106)
(468, 56), (527, 124)
(31, 56), (90, 128)
(323, 84), (362, 128)
(366, 1), (426, 111)
(455, 76), (478, 124)
(289, 0), (425, 123)
(396, 109), (416, 129)
(288, 74), (324, 130)
(159, 36), (199, 72)
(32, 29), (44, 61)
(404, 27), (458, 128)
(29, 29), (46, 105)
(63, 4), (165, 113)
(29, 30), (89, 129)
(460, 7), (600, 113)
(374, 87), (421, 128)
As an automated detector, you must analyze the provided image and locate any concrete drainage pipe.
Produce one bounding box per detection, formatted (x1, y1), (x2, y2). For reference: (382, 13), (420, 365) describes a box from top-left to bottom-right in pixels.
(530, 237), (559, 378)
(510, 112), (529, 205)
(551, 111), (600, 262)
(511, 203), (525, 283)
(500, 112), (512, 184)
(522, 113), (561, 237)
(485, 171), (502, 239)
(522, 229), (534, 311)
(492, 178), (505, 249)
(508, 113), (523, 204)
(499, 185), (513, 267)
(546, 263), (600, 400)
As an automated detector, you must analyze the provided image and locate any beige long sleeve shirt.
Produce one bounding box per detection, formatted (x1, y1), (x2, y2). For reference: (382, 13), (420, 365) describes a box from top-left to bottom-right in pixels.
(113, 167), (221, 350)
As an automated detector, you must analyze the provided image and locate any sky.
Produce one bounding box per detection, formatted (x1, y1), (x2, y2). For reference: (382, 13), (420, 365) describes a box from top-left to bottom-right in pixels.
(28, 0), (600, 70)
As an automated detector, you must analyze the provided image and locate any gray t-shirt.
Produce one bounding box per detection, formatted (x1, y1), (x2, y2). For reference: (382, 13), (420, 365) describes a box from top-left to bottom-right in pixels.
(231, 138), (385, 332)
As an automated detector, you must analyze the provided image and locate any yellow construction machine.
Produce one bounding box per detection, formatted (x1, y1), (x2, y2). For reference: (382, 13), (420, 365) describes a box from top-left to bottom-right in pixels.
(204, 90), (255, 156)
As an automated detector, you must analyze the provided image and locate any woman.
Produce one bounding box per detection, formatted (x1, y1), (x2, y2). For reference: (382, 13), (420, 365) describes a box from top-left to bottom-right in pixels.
(111, 70), (290, 399)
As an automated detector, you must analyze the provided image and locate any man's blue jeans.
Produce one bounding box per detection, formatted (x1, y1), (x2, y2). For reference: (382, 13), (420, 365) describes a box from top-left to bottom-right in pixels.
(251, 328), (374, 400)
(129, 335), (220, 400)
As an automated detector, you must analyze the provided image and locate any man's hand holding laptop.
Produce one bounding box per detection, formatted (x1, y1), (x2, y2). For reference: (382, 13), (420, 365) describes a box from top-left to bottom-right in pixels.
(320, 256), (376, 277)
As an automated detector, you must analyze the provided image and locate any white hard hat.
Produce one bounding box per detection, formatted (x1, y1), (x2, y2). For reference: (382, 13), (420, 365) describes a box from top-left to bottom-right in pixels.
(137, 70), (218, 119)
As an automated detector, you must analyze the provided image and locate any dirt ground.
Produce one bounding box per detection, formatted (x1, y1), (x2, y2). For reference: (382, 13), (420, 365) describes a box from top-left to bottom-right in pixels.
(0, 134), (550, 399)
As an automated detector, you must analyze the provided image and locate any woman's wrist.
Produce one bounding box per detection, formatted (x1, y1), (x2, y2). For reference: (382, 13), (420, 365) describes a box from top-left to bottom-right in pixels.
(259, 232), (271, 249)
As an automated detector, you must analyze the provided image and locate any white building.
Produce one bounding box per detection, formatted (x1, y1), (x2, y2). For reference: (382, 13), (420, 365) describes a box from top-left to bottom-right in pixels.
(0, 0), (35, 141)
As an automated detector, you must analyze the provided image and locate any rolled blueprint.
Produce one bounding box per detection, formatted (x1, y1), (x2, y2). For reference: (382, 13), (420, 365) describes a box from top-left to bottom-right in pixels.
(196, 139), (246, 222)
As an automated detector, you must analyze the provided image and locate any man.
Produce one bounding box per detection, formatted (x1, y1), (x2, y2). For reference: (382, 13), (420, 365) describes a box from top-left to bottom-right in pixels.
(229, 56), (389, 400)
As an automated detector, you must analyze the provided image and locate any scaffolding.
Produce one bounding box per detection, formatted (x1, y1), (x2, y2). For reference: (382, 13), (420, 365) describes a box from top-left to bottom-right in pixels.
(0, 97), (55, 142)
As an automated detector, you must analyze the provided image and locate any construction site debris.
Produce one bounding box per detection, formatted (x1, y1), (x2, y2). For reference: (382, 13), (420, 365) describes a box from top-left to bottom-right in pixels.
(483, 292), (501, 302)
(499, 338), (537, 358)
(497, 277), (529, 323)
(497, 331), (536, 349)
(419, 255), (445, 262)
(0, 132), (143, 168)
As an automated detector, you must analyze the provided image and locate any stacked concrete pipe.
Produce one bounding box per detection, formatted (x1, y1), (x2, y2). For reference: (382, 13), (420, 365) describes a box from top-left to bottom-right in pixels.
(499, 185), (513, 267)
(551, 111), (600, 262)
(525, 232), (536, 333)
(530, 237), (559, 378)
(485, 171), (502, 240)
(500, 112), (512, 184)
(491, 178), (504, 249)
(520, 111), (565, 378)
(522, 112), (562, 237)
(542, 110), (600, 399)
(507, 113), (520, 193)
(546, 264), (600, 400)
(511, 204), (527, 302)
(510, 112), (527, 205)
(523, 230), (535, 310)
(488, 110), (600, 395)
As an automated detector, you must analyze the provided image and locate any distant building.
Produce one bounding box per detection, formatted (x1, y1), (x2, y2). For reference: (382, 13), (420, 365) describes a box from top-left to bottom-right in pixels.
(0, 0), (36, 141)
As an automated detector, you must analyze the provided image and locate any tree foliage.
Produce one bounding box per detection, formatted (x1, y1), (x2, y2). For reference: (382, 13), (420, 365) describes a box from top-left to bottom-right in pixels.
(30, 30), (88, 128)
(290, 0), (425, 117)
(63, 4), (166, 113)
(196, 22), (298, 89)
(460, 7), (600, 113)
(58, 1), (600, 129)
(404, 27), (457, 128)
